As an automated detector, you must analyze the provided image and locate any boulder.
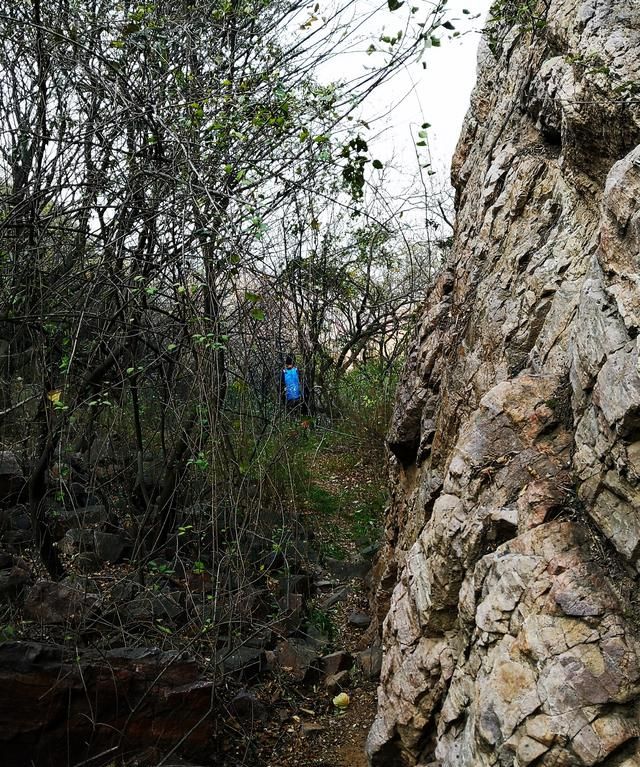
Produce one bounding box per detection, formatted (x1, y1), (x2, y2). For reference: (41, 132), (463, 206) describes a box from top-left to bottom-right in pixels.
(274, 638), (320, 682)
(23, 580), (99, 625)
(221, 646), (264, 680)
(0, 554), (32, 604)
(0, 641), (215, 766)
(355, 647), (383, 680)
(348, 610), (371, 628)
(0, 451), (24, 505)
(321, 650), (352, 677)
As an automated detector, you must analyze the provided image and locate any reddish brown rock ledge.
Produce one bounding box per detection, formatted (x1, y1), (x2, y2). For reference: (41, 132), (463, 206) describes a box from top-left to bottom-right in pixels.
(0, 641), (215, 767)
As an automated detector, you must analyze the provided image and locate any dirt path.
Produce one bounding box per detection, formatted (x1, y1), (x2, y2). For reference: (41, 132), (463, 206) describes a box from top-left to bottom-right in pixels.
(261, 571), (379, 767)
(254, 433), (384, 767)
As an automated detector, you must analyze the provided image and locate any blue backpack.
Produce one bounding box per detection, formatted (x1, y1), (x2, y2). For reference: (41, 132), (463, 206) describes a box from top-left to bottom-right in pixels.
(283, 367), (301, 401)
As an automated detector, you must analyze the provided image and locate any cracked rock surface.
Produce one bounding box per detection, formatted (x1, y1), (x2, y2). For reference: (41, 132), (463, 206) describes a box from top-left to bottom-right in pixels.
(368, 2), (640, 765)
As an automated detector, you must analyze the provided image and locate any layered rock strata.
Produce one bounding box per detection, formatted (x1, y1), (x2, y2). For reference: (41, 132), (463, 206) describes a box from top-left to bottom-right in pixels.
(368, 2), (640, 765)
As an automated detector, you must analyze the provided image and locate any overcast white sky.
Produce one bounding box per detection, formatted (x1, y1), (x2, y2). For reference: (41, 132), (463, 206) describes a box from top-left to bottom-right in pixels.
(313, 0), (491, 198)
(408, 0), (491, 177)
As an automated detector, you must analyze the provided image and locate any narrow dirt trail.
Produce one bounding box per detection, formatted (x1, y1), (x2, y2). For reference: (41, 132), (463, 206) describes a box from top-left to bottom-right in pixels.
(262, 577), (379, 767)
(258, 432), (385, 767)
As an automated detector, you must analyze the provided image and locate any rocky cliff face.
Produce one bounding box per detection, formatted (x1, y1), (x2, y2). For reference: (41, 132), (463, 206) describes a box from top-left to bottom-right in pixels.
(368, 2), (640, 765)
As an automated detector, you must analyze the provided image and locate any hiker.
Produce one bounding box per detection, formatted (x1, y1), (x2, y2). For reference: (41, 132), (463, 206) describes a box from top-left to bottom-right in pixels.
(280, 355), (308, 415)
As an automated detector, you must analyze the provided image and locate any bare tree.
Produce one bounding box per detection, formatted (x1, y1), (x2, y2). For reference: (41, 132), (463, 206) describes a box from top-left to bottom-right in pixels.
(0, 0), (450, 576)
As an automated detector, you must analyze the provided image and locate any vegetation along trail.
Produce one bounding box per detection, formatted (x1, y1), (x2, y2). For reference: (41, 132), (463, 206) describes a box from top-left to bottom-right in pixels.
(0, 0), (474, 763)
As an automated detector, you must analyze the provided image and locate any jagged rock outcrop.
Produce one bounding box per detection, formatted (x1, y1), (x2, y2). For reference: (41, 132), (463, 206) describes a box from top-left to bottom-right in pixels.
(369, 2), (640, 765)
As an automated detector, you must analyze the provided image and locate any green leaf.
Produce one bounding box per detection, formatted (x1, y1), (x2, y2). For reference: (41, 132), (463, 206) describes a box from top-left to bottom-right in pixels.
(372, 159), (383, 169)
(387, 0), (403, 10)
(245, 291), (260, 303)
(110, 40), (125, 48)
(251, 307), (265, 321)
(442, 21), (455, 30)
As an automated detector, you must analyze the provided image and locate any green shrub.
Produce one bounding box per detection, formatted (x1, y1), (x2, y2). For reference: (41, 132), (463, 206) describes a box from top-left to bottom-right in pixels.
(334, 360), (402, 458)
(486, 0), (548, 55)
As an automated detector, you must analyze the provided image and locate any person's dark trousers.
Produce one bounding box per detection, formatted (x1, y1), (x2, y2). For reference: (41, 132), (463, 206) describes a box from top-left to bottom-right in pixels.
(285, 397), (308, 416)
